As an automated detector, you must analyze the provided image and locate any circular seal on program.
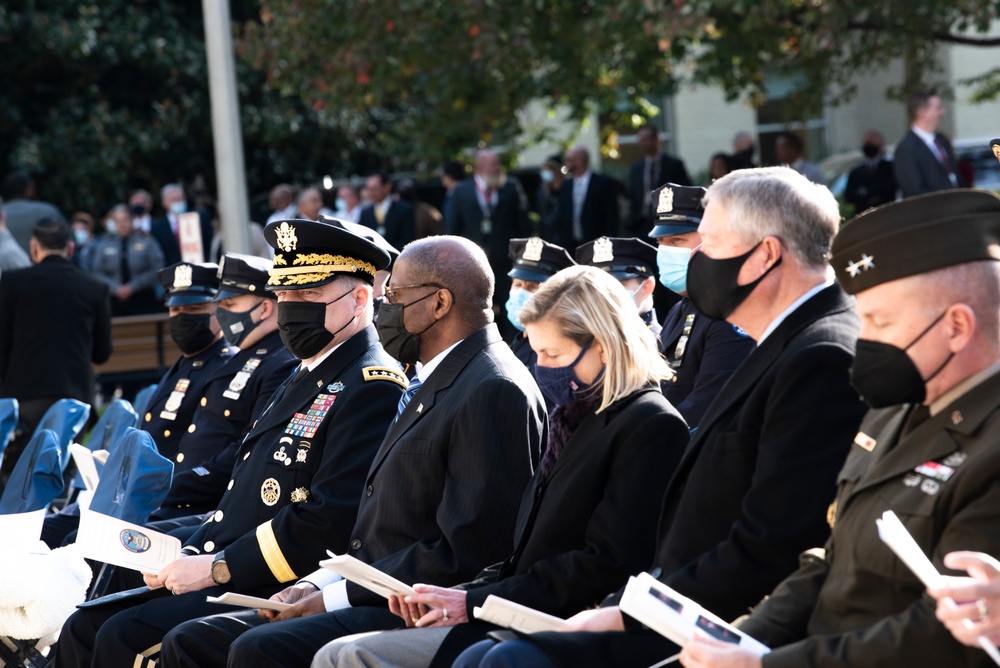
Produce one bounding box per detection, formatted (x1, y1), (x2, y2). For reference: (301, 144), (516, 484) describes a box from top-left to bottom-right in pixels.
(120, 529), (152, 553)
(261, 477), (281, 506)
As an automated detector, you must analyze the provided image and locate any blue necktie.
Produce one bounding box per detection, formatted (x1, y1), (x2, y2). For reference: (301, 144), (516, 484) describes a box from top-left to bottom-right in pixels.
(395, 378), (423, 421)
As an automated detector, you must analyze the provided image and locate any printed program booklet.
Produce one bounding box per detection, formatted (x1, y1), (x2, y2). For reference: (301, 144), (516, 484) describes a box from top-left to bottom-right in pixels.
(319, 552), (415, 599)
(472, 594), (568, 633)
(76, 509), (181, 574)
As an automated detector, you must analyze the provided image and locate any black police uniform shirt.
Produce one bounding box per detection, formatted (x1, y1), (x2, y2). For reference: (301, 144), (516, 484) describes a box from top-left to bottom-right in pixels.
(659, 298), (755, 429)
(180, 325), (405, 591)
(141, 338), (236, 460)
(156, 329), (297, 517)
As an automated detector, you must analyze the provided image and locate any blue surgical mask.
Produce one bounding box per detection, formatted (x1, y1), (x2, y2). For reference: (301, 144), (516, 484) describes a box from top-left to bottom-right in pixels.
(540, 169), (555, 184)
(105, 219), (115, 235)
(532, 340), (594, 407)
(335, 197), (348, 211)
(169, 201), (187, 215)
(505, 288), (532, 332)
(73, 229), (90, 246)
(657, 245), (691, 294)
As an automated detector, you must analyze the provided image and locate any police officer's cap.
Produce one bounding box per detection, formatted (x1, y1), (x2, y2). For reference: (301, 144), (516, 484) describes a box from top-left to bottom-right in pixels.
(263, 217), (391, 289)
(321, 215), (401, 266)
(508, 237), (575, 283)
(649, 183), (707, 239)
(832, 189), (1000, 295)
(216, 253), (274, 300)
(576, 236), (657, 280)
(158, 261), (220, 306)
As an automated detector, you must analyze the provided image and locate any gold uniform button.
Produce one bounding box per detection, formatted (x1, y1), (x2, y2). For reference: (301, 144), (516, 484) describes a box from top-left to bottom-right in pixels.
(243, 452), (250, 461)
(176, 453), (185, 463)
(227, 480), (234, 491)
(224, 409), (231, 417)
(214, 510), (224, 522)
(200, 397), (207, 407)
(204, 541), (215, 552)
(164, 429), (171, 438)
(145, 413), (152, 422)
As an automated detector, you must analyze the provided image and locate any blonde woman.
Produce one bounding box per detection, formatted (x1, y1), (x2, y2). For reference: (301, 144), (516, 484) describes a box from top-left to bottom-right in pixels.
(310, 265), (689, 668)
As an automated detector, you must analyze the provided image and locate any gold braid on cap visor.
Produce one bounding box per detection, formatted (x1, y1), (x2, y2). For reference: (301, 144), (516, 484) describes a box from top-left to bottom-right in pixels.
(267, 253), (377, 286)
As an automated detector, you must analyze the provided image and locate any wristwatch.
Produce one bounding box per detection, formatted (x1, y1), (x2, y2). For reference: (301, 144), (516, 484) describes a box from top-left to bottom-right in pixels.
(211, 551), (231, 585)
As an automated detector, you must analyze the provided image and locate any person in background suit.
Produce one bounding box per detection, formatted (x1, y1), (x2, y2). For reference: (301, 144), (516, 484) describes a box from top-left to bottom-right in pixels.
(470, 167), (868, 668)
(158, 235), (546, 668)
(555, 146), (620, 247)
(732, 131), (758, 169)
(0, 217), (111, 479)
(894, 89), (966, 198)
(627, 124), (691, 236)
(266, 184), (297, 226)
(537, 154), (566, 241)
(445, 149), (530, 337)
(504, 237), (575, 371)
(397, 178), (443, 240)
(334, 185), (363, 224)
(312, 264), (690, 668)
(91, 204), (165, 315)
(151, 183), (215, 265)
(439, 161), (465, 223)
(358, 173), (415, 250)
(130, 189), (154, 234)
(69, 211), (97, 272)
(685, 190), (1000, 668)
(775, 131), (825, 185)
(0, 170), (63, 254)
(650, 183), (755, 430)
(575, 236), (662, 339)
(54, 219), (403, 668)
(845, 129), (898, 214)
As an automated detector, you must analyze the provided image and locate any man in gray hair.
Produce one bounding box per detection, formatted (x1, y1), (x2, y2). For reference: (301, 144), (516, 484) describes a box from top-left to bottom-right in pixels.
(151, 183), (214, 264)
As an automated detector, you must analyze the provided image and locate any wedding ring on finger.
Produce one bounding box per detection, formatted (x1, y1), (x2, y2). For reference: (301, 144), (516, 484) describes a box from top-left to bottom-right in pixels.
(977, 599), (990, 620)
(442, 608), (449, 621)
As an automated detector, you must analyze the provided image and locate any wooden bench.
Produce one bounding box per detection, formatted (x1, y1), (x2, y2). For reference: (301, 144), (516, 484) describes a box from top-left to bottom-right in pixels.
(93, 313), (180, 381)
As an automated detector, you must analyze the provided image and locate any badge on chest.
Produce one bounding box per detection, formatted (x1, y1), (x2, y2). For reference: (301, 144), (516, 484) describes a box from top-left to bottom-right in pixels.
(160, 379), (191, 421)
(224, 358), (262, 400)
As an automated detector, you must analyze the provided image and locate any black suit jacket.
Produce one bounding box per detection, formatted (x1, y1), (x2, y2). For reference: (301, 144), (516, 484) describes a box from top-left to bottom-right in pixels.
(344, 324), (547, 607)
(845, 158), (897, 213)
(659, 298), (755, 429)
(894, 130), (965, 198)
(525, 285), (869, 667)
(150, 211), (215, 265)
(628, 154), (692, 235)
(0, 256), (112, 403)
(554, 172), (620, 247)
(358, 200), (415, 250)
(445, 178), (529, 264)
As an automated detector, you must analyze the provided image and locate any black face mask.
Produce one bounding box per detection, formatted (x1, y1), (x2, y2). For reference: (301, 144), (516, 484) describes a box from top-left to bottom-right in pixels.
(376, 290), (442, 365)
(215, 300), (265, 347)
(686, 241), (782, 320)
(130, 204), (147, 217)
(850, 310), (953, 408)
(277, 289), (353, 360)
(861, 143), (881, 159)
(170, 312), (218, 355)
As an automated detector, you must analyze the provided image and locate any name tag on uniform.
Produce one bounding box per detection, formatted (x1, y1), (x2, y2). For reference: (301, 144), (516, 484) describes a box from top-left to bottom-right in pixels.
(160, 379), (190, 421)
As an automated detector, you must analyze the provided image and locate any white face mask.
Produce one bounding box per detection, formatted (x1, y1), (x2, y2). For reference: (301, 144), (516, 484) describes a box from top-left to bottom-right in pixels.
(105, 219), (116, 234)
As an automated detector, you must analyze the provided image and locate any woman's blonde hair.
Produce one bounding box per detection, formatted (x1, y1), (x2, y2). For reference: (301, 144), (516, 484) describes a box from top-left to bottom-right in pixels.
(520, 265), (673, 413)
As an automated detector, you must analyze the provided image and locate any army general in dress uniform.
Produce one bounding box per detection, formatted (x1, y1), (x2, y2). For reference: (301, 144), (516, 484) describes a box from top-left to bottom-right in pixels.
(682, 189), (1000, 668)
(650, 183), (755, 429)
(152, 253), (298, 519)
(53, 219), (405, 668)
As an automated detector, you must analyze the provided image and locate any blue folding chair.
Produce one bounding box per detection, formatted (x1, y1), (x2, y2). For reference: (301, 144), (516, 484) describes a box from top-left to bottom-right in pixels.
(132, 384), (159, 417)
(34, 399), (91, 470)
(70, 399), (138, 493)
(0, 429), (64, 515)
(85, 428), (173, 600)
(0, 398), (17, 465)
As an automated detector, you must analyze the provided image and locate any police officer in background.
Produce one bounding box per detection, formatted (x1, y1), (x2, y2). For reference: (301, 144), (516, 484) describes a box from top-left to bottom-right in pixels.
(141, 262), (236, 460)
(650, 184), (755, 429)
(575, 236), (662, 338)
(54, 219), (405, 668)
(504, 237), (575, 369)
(683, 189), (1000, 668)
(151, 253), (298, 520)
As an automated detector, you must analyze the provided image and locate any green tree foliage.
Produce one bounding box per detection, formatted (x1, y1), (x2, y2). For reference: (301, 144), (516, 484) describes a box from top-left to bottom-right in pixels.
(0, 0), (370, 218)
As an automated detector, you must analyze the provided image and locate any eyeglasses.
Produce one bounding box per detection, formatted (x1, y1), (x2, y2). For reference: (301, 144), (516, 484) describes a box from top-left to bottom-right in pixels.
(383, 283), (443, 305)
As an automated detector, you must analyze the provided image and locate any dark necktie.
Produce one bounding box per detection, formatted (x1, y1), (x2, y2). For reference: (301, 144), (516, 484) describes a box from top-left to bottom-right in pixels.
(119, 237), (131, 284)
(933, 137), (955, 176)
